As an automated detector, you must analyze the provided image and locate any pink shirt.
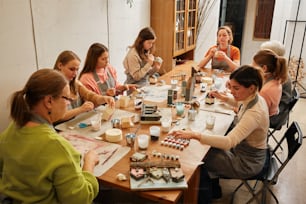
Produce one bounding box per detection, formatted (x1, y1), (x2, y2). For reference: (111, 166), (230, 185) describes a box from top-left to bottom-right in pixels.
(79, 65), (121, 95)
(260, 79), (282, 116)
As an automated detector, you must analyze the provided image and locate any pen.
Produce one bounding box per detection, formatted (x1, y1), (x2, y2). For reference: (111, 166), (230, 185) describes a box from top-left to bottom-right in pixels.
(101, 147), (118, 165)
(200, 108), (232, 115)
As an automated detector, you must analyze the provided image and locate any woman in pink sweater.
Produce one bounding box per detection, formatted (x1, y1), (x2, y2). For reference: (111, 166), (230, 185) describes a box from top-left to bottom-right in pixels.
(252, 49), (288, 116)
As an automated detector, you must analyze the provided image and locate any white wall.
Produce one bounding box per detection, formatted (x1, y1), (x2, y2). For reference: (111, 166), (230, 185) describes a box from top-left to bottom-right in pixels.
(274, 0), (306, 61)
(0, 0), (37, 130)
(194, 0), (220, 65)
(31, 0), (109, 69)
(241, 0), (306, 64)
(0, 0), (150, 132)
(108, 0), (150, 83)
(240, 0), (262, 64)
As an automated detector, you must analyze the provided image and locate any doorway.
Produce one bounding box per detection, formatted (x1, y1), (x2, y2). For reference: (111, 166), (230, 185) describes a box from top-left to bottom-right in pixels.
(219, 0), (247, 49)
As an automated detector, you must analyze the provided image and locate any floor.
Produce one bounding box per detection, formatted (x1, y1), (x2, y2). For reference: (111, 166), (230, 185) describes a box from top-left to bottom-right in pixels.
(95, 96), (306, 204)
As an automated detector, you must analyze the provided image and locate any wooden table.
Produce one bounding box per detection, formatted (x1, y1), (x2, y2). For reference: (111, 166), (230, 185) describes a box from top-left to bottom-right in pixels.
(58, 61), (234, 203)
(96, 61), (234, 203)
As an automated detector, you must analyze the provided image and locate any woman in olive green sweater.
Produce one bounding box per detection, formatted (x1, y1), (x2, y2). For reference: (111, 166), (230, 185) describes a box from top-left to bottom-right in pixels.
(0, 69), (99, 203)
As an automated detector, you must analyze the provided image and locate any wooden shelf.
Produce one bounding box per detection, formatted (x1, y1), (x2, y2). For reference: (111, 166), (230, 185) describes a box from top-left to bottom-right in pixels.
(151, 0), (198, 74)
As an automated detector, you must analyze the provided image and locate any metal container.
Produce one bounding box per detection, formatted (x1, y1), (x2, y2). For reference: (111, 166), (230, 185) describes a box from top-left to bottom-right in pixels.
(125, 133), (136, 148)
(111, 118), (121, 129)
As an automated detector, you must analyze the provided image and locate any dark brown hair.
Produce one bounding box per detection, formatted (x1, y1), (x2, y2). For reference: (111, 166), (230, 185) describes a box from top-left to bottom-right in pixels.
(53, 50), (80, 95)
(131, 27), (156, 60)
(10, 69), (67, 127)
(230, 65), (264, 91)
(79, 43), (108, 78)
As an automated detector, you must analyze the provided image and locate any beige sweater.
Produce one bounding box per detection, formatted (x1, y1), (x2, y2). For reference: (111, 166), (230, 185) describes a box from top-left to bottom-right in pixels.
(123, 47), (158, 82)
(200, 94), (269, 150)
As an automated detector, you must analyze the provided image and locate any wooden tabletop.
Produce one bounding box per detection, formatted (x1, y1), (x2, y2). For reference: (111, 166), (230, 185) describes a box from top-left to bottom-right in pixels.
(95, 61), (234, 203)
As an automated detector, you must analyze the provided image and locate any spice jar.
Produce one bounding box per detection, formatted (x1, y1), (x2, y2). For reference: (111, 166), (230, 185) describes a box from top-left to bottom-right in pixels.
(205, 94), (215, 105)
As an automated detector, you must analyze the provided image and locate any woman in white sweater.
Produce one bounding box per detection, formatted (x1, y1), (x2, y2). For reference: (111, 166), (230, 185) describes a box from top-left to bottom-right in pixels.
(170, 65), (269, 203)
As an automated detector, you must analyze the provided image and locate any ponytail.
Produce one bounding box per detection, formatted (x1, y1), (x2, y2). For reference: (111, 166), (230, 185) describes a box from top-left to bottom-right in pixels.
(10, 90), (31, 127)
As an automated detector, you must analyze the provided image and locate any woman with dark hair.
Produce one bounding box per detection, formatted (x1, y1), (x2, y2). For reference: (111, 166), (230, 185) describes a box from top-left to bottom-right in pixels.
(0, 69), (99, 203)
(53, 50), (115, 122)
(79, 43), (137, 96)
(170, 65), (269, 203)
(198, 26), (240, 72)
(123, 27), (162, 87)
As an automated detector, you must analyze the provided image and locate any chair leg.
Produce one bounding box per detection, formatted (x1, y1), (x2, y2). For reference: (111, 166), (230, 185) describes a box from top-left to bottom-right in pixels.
(266, 186), (279, 204)
(230, 182), (244, 204)
(268, 132), (284, 151)
(251, 183), (279, 204)
(242, 180), (261, 204)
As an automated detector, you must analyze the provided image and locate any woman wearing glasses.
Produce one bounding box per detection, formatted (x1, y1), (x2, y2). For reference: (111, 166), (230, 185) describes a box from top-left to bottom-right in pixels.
(0, 69), (99, 203)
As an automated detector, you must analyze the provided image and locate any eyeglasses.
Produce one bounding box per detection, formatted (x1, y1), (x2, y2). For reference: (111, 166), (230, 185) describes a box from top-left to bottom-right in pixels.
(61, 96), (74, 102)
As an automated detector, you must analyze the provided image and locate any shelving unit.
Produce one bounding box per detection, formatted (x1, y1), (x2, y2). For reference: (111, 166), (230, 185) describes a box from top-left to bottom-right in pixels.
(151, 0), (198, 74)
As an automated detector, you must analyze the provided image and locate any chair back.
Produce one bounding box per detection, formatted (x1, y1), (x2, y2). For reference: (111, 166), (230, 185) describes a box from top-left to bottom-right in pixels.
(269, 121), (303, 181)
(286, 88), (300, 126)
(269, 87), (300, 129)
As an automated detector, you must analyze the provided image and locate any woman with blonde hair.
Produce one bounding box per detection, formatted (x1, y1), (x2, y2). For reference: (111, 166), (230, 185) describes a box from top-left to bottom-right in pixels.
(198, 25), (240, 72)
(54, 50), (115, 122)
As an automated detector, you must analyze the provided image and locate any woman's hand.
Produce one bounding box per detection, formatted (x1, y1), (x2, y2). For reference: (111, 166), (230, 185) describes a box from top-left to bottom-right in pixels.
(209, 48), (217, 58)
(153, 61), (162, 71)
(80, 101), (94, 112)
(168, 129), (200, 141)
(210, 90), (228, 102)
(102, 96), (115, 108)
(83, 150), (99, 173)
(147, 53), (155, 65)
(127, 84), (138, 92)
(106, 88), (116, 96)
(214, 50), (227, 60)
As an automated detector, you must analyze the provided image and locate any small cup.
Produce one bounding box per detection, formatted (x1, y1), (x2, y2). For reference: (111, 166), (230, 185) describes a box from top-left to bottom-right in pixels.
(188, 109), (196, 121)
(206, 114), (216, 130)
(175, 102), (185, 116)
(137, 134), (149, 150)
(111, 119), (121, 129)
(150, 126), (161, 141)
(134, 99), (142, 110)
(126, 133), (136, 148)
(214, 77), (223, 90)
(161, 120), (172, 133)
(171, 79), (178, 89)
(90, 114), (101, 131)
(119, 95), (130, 108)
